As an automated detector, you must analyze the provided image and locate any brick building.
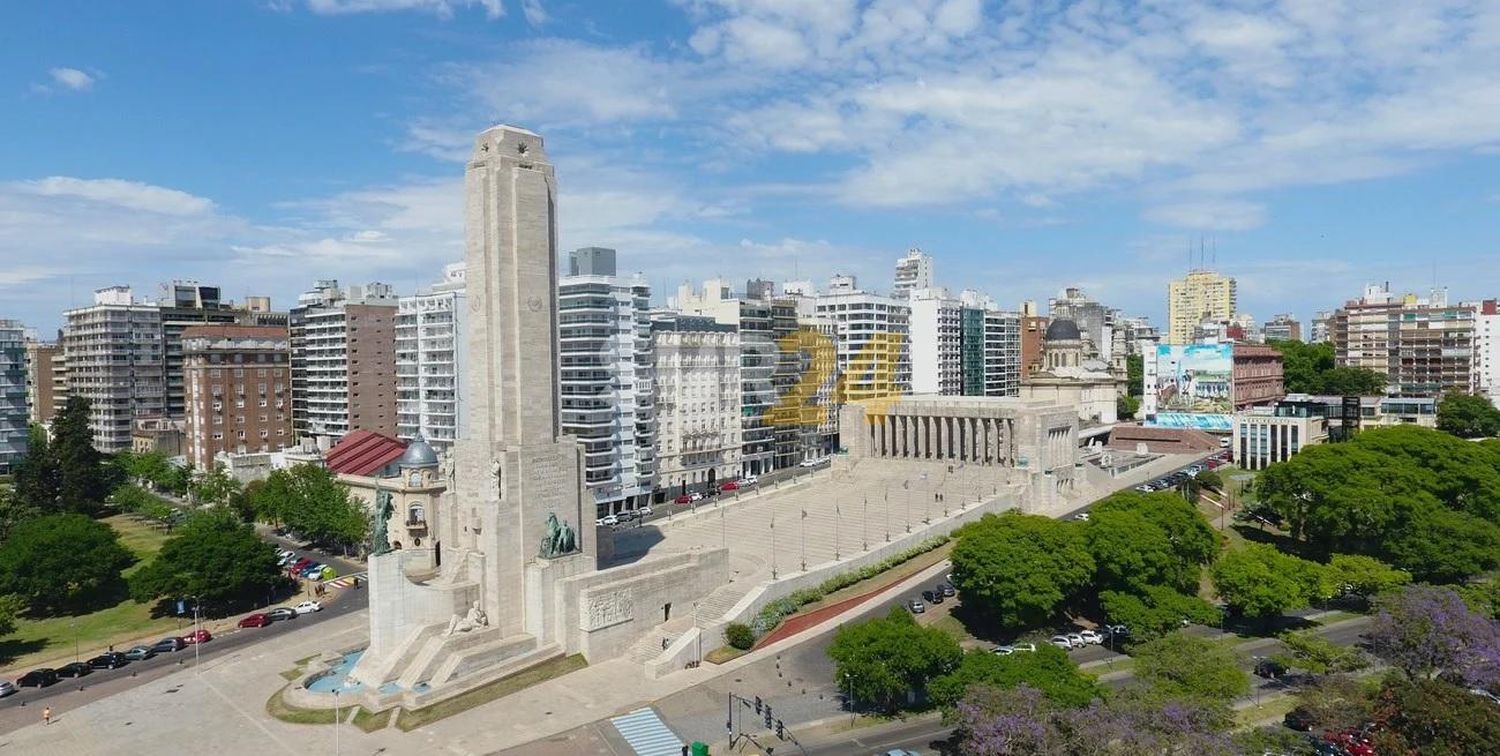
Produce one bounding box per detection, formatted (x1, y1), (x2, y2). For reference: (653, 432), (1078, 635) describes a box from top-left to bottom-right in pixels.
(182, 325), (292, 469)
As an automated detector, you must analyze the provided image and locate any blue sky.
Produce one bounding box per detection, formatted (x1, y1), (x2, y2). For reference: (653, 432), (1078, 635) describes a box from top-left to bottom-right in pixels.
(4, 0), (1500, 335)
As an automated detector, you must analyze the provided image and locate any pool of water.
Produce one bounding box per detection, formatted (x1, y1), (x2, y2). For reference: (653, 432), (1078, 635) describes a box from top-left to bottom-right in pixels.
(305, 650), (367, 694)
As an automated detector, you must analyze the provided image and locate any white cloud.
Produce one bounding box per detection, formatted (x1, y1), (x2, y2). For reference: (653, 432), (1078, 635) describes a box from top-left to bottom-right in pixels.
(520, 0), (545, 25)
(304, 0), (502, 19)
(10, 177), (215, 216)
(49, 67), (96, 92)
(1144, 200), (1267, 231)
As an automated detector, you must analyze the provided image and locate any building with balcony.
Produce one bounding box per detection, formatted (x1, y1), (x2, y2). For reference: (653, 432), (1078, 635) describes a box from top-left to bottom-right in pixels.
(650, 315), (741, 500)
(0, 321), (26, 472)
(289, 280), (399, 439)
(1330, 284), (1474, 396)
(182, 325), (292, 469)
(813, 276), (911, 405)
(396, 263), (468, 452)
(63, 286), (167, 453)
(23, 339), (64, 427)
(892, 247), (934, 298)
(1263, 313), (1302, 342)
(1477, 299), (1500, 408)
(1049, 287), (1112, 360)
(910, 288), (963, 395)
(1231, 343), (1286, 409)
(1167, 269), (1237, 345)
(560, 250), (655, 516)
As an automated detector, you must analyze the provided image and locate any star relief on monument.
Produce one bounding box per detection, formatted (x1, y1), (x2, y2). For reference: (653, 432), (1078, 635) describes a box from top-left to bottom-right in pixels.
(516, 141), (528, 155)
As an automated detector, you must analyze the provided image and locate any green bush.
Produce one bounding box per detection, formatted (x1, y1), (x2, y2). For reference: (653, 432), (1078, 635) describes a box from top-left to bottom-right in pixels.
(724, 622), (755, 650)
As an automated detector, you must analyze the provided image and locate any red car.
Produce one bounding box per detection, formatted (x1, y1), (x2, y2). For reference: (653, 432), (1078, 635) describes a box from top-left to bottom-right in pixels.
(673, 494), (692, 505)
(289, 558), (313, 573)
(238, 613), (271, 629)
(1325, 729), (1376, 756)
(719, 481), (740, 491)
(183, 628), (213, 644)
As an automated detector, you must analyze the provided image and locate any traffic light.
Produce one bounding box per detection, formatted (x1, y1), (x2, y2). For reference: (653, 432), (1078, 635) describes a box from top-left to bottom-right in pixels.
(753, 696), (762, 715)
(763, 706), (772, 729)
(775, 720), (785, 739)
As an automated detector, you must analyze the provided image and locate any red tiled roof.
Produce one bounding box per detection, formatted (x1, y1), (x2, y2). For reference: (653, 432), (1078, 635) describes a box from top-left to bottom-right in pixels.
(325, 429), (407, 477)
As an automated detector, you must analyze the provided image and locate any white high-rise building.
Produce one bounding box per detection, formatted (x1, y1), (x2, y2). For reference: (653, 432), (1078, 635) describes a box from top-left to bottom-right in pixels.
(1475, 299), (1500, 408)
(560, 250), (655, 515)
(892, 247), (935, 299)
(0, 320), (27, 472)
(289, 280), (400, 439)
(983, 309), (1022, 397)
(396, 263), (468, 451)
(63, 286), (166, 453)
(815, 276), (911, 403)
(909, 288), (963, 395)
(650, 314), (741, 499)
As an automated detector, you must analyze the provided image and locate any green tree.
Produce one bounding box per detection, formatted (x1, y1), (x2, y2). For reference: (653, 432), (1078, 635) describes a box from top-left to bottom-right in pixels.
(1317, 366), (1387, 395)
(950, 512), (1094, 630)
(0, 513), (134, 615)
(0, 594), (24, 637)
(929, 645), (1103, 709)
(1099, 585), (1221, 642)
(1126, 354), (1144, 397)
(1131, 631), (1250, 716)
(275, 464), (370, 552)
(0, 485), (40, 541)
(250, 467), (294, 525)
(129, 508), (282, 613)
(827, 606), (962, 712)
(52, 396), (112, 514)
(1375, 677), (1500, 755)
(1457, 581), (1500, 620)
(11, 424), (60, 513)
(189, 463), (241, 506)
(116, 449), (174, 490)
(1117, 394), (1140, 420)
(1267, 340), (1334, 394)
(1384, 506), (1500, 584)
(1090, 491), (1218, 592)
(1437, 391), (1500, 439)
(1193, 468), (1223, 493)
(1326, 554), (1410, 606)
(1210, 544), (1325, 621)
(1272, 630), (1368, 675)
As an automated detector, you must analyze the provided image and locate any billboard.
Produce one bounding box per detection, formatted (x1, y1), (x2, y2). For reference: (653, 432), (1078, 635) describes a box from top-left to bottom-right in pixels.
(1143, 344), (1232, 428)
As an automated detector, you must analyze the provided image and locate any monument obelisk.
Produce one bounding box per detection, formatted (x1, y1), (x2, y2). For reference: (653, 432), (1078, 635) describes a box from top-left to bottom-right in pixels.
(451, 125), (596, 641)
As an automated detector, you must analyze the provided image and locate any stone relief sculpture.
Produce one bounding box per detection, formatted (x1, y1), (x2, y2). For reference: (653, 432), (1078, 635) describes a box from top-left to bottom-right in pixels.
(372, 487), (394, 556)
(443, 600), (490, 636)
(490, 459), (503, 498)
(540, 512), (577, 558)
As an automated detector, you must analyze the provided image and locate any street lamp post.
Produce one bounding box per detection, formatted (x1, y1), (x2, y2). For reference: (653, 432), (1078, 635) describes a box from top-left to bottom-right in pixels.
(193, 597), (201, 671)
(862, 496), (868, 551)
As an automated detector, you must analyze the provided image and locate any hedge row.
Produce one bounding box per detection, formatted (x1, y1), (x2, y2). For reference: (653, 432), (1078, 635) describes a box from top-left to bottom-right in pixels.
(748, 534), (951, 637)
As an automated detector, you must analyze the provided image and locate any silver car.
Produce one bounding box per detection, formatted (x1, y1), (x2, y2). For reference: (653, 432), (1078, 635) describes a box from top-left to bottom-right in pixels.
(0, 680), (16, 698)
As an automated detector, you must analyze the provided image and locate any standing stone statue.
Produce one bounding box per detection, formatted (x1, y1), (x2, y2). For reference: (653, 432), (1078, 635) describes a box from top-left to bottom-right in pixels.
(372, 488), (394, 556)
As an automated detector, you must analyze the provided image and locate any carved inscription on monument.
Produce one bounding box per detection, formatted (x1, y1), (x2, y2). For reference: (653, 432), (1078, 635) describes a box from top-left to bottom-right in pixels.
(581, 588), (634, 631)
(522, 447), (572, 516)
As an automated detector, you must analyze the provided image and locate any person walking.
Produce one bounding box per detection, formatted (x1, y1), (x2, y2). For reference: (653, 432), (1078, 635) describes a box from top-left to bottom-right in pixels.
(43, 706), (52, 726)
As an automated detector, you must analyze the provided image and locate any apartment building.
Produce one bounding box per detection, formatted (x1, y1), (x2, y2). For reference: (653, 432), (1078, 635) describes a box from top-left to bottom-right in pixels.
(1020, 314), (1048, 379)
(1310, 311), (1332, 344)
(182, 325), (292, 469)
(650, 314), (741, 500)
(675, 278), (779, 477)
(560, 254), (655, 515)
(0, 321), (26, 472)
(396, 263), (468, 452)
(289, 280), (399, 439)
(1049, 287), (1112, 359)
(814, 276), (911, 404)
(158, 281), (242, 419)
(1231, 343), (1286, 409)
(1167, 269), (1237, 345)
(892, 247), (935, 298)
(982, 308), (1022, 397)
(23, 340), (64, 426)
(63, 286), (166, 453)
(1330, 284), (1474, 396)
(1476, 300), (1500, 407)
(1263, 314), (1302, 342)
(909, 289), (963, 395)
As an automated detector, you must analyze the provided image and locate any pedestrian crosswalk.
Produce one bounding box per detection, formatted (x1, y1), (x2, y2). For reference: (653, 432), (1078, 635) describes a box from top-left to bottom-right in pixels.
(610, 707), (683, 756)
(325, 572), (366, 589)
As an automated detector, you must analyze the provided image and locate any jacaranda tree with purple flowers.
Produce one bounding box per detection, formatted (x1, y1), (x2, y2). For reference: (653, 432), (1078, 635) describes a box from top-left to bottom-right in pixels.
(1366, 584), (1500, 689)
(954, 684), (1240, 755)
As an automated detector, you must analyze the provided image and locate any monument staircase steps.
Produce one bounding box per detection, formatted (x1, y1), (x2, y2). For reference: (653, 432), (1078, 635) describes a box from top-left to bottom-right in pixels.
(397, 626), (543, 690)
(626, 616), (695, 665)
(694, 579), (754, 625)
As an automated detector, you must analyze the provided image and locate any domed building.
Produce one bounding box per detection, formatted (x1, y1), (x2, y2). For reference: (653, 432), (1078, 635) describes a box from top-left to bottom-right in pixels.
(1043, 318), (1084, 369)
(326, 430), (448, 564)
(1023, 318), (1127, 425)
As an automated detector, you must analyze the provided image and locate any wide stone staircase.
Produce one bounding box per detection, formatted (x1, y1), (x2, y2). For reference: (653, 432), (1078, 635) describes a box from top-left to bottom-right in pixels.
(626, 616), (696, 665)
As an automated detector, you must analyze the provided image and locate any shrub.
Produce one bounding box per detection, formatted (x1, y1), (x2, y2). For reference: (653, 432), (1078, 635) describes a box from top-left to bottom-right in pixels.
(724, 622), (755, 650)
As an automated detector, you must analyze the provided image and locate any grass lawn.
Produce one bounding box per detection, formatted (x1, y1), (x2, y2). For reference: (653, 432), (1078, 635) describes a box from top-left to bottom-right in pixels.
(265, 686), (347, 725)
(705, 645), (747, 665)
(0, 514), (182, 671)
(394, 654), (588, 731)
(806, 540), (955, 611)
(928, 614), (969, 643)
(1234, 694), (1296, 729)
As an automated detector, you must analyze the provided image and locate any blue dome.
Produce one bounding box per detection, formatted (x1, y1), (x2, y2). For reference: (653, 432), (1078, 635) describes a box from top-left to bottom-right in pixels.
(399, 435), (439, 468)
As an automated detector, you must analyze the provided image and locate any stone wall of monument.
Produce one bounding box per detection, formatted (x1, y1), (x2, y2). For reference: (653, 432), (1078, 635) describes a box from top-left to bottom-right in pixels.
(554, 549), (729, 660)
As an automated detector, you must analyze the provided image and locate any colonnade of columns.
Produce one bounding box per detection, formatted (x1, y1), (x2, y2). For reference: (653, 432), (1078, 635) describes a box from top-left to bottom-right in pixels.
(865, 414), (1013, 465)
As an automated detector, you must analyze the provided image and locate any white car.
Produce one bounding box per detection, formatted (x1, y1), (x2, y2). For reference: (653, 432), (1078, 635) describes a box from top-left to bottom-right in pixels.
(1011, 642), (1037, 653)
(1050, 635), (1076, 649)
(689, 492), (705, 503)
(992, 645), (1016, 655)
(636, 505), (653, 518)
(1077, 629), (1104, 645)
(596, 514), (619, 526)
(742, 475), (759, 486)
(1072, 512), (1090, 522)
(799, 458), (824, 468)
(1066, 633), (1086, 647)
(294, 600), (323, 615)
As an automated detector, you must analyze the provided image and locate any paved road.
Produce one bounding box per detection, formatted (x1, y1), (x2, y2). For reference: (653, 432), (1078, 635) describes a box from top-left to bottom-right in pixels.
(0, 577), (367, 736)
(803, 718), (955, 756)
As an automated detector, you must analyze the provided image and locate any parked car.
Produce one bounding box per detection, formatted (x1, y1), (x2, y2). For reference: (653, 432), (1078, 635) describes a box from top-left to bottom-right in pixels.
(674, 494), (693, 505)
(992, 645), (1016, 655)
(277, 549), (296, 560)
(277, 554), (296, 567)
(152, 637), (187, 653)
(18, 668), (59, 687)
(238, 613), (272, 628)
(183, 629), (213, 644)
(1010, 642), (1037, 653)
(1077, 629), (1104, 645)
(1254, 658), (1287, 679)
(1066, 633), (1085, 647)
(266, 607), (298, 622)
(719, 481), (740, 491)
(907, 599), (925, 614)
(1072, 512), (1090, 521)
(937, 583), (956, 597)
(1050, 635), (1075, 649)
(689, 492), (705, 503)
(124, 645), (157, 661)
(1469, 687), (1500, 706)
(921, 590), (937, 603)
(1282, 706), (1316, 731)
(0, 680), (16, 698)
(294, 600), (323, 614)
(636, 505), (654, 517)
(596, 514), (619, 527)
(88, 652), (130, 670)
(289, 558), (313, 573)
(742, 475), (759, 486)
(1134, 485), (1154, 492)
(57, 661), (93, 678)
(799, 458), (823, 467)
(298, 562), (324, 578)
(1102, 624), (1130, 640)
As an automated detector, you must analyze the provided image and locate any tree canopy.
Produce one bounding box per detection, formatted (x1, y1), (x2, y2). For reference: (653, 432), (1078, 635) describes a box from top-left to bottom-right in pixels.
(954, 685), (1238, 756)
(929, 645), (1103, 710)
(1326, 554), (1410, 605)
(251, 464), (370, 552)
(1130, 631), (1250, 717)
(129, 508), (284, 614)
(0, 513), (134, 615)
(11, 424), (59, 517)
(1087, 491), (1218, 595)
(0, 594), (24, 637)
(827, 606), (962, 711)
(1268, 340), (1387, 395)
(1437, 391), (1500, 439)
(1272, 630), (1368, 675)
(189, 463), (242, 506)
(1099, 585), (1220, 643)
(950, 512), (1094, 629)
(1210, 544), (1325, 621)
(1365, 584), (1500, 689)
(51, 396), (114, 514)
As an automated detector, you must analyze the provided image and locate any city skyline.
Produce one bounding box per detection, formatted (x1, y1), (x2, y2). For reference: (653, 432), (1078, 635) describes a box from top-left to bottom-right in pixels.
(5, 1), (1500, 333)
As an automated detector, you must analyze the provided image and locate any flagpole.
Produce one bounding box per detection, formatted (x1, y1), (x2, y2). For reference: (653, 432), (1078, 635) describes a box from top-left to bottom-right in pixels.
(834, 501), (841, 561)
(771, 510), (777, 580)
(862, 496), (868, 551)
(800, 508), (806, 572)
